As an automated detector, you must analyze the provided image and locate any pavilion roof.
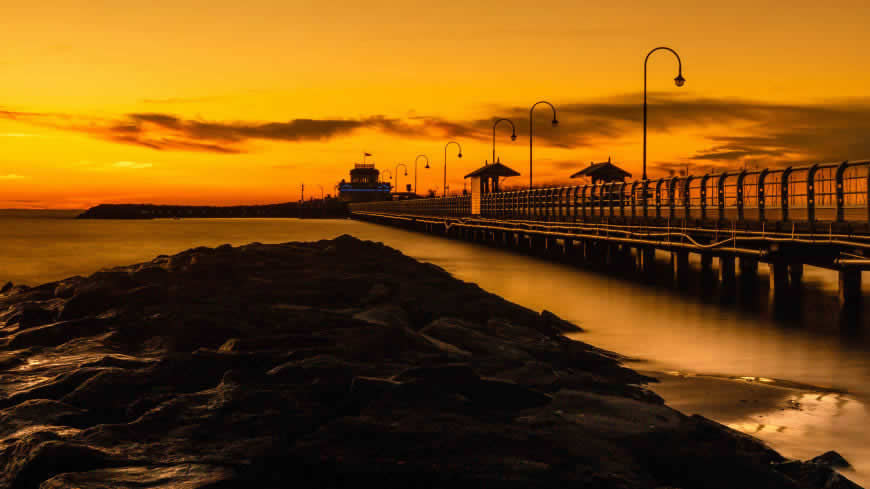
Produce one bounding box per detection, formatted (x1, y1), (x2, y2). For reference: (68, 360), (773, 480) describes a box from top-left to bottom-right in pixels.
(570, 158), (632, 180)
(464, 161), (521, 179)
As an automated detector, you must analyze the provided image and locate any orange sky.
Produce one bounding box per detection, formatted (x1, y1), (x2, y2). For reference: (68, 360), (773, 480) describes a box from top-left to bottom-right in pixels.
(3, 0), (870, 208)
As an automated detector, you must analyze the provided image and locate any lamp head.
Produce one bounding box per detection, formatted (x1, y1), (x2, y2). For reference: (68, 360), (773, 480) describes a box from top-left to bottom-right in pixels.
(425, 162), (430, 169)
(458, 152), (462, 158)
(674, 73), (685, 87)
(552, 119), (559, 126)
(510, 133), (517, 141)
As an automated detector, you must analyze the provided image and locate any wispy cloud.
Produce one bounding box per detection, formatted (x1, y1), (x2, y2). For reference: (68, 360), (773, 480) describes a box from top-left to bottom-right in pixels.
(4, 95), (870, 169)
(113, 161), (153, 169)
(0, 174), (28, 180)
(0, 133), (39, 137)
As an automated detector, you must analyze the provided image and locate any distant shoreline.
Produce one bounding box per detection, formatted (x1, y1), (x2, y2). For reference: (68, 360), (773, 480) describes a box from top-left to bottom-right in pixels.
(77, 202), (349, 219)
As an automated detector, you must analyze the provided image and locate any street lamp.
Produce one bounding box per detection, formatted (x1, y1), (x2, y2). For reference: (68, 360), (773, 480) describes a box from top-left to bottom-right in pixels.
(414, 155), (430, 195)
(444, 141), (462, 198)
(317, 184), (324, 200)
(529, 101), (558, 190)
(643, 46), (685, 181)
(492, 118), (517, 166)
(395, 163), (409, 193)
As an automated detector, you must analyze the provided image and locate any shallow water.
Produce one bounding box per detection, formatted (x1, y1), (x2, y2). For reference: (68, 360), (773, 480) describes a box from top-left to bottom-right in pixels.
(1, 211), (868, 485)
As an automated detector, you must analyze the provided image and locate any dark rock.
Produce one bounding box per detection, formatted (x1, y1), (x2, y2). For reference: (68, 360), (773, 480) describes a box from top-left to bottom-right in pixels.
(349, 376), (401, 407)
(420, 318), (532, 362)
(538, 309), (583, 334)
(776, 459), (862, 489)
(40, 464), (236, 489)
(218, 338), (241, 352)
(810, 450), (852, 468)
(3, 302), (56, 328)
(1, 281), (13, 294)
(6, 318), (109, 348)
(352, 304), (410, 328)
(393, 363), (481, 385)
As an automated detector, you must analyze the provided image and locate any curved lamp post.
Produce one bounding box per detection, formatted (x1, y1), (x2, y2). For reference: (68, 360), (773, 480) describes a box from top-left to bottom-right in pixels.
(643, 46), (685, 181)
(529, 101), (558, 190)
(414, 155), (430, 195)
(492, 118), (517, 166)
(444, 141), (462, 198)
(395, 163), (409, 193)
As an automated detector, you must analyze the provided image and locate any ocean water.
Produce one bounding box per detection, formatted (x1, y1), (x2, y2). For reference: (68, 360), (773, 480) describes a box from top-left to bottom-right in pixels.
(1, 210), (869, 485)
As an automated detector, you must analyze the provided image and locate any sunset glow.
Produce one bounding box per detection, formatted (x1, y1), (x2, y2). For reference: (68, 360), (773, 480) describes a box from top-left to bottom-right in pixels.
(3, 0), (870, 208)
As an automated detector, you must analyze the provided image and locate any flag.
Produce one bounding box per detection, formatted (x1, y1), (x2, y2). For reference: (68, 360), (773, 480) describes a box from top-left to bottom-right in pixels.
(364, 152), (372, 157)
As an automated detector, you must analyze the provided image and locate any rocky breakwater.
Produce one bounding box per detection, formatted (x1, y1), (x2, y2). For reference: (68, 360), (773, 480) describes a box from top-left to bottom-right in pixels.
(0, 235), (860, 488)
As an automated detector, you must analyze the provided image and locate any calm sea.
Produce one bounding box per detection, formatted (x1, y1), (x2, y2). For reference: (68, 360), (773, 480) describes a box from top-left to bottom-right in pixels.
(1, 210), (869, 485)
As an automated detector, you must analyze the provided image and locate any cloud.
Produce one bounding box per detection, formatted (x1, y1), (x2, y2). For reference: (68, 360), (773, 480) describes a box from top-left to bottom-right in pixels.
(113, 161), (153, 169)
(0, 174), (28, 180)
(4, 95), (870, 170)
(0, 133), (39, 137)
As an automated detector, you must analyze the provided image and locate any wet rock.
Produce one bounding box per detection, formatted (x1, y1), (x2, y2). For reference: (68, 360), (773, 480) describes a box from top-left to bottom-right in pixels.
(40, 464), (235, 489)
(2, 302), (56, 328)
(53, 277), (85, 299)
(1, 282), (14, 294)
(6, 318), (109, 349)
(420, 318), (532, 363)
(538, 309), (583, 334)
(776, 459), (862, 489)
(349, 376), (401, 407)
(130, 265), (170, 285)
(352, 304), (410, 328)
(393, 363), (481, 385)
(218, 338), (240, 352)
(4, 441), (120, 488)
(363, 282), (392, 304)
(810, 450), (852, 468)
(59, 284), (167, 321)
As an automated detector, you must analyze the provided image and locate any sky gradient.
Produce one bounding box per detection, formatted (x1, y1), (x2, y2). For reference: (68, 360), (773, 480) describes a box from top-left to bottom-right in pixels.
(3, 0), (870, 208)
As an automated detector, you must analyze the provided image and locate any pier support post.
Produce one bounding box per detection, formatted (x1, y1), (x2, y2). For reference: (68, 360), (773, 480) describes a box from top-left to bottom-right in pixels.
(738, 256), (760, 295)
(641, 247), (656, 276)
(672, 251), (689, 287)
(769, 262), (788, 293)
(768, 261), (790, 315)
(839, 268), (862, 309)
(789, 263), (804, 287)
(699, 253), (715, 291)
(605, 243), (616, 267)
(739, 256), (759, 278)
(719, 256), (737, 296)
(585, 240), (595, 264)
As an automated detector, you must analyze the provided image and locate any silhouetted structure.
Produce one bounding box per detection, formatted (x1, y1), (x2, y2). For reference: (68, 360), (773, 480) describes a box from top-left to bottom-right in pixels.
(465, 159), (521, 215)
(338, 163), (392, 202)
(570, 157), (632, 184)
(465, 160), (521, 193)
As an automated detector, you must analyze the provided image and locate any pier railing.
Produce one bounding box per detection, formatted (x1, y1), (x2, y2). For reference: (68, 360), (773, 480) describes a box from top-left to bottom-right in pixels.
(351, 160), (870, 229)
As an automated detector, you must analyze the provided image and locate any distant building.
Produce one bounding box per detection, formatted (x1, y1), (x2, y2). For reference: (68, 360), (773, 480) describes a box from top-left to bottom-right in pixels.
(570, 157), (632, 184)
(338, 163), (392, 202)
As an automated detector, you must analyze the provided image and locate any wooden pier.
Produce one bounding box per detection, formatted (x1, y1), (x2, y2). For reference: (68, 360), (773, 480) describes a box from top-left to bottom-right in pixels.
(350, 160), (870, 316)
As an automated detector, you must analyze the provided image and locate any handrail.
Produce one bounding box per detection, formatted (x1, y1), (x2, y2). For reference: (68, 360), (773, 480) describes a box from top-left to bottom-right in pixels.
(350, 160), (870, 227)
